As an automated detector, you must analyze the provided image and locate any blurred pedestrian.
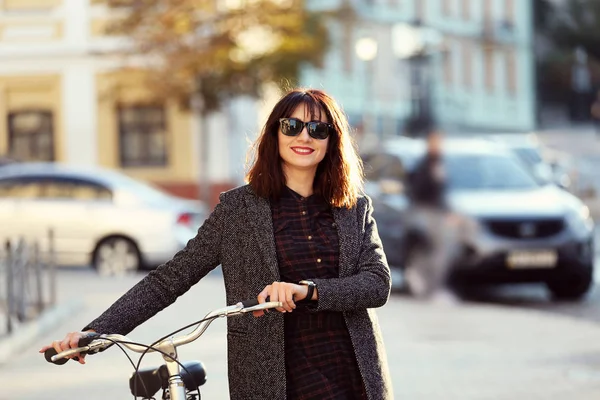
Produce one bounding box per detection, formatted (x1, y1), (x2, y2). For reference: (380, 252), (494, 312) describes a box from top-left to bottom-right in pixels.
(405, 126), (458, 303)
(569, 47), (593, 122)
(39, 88), (393, 399)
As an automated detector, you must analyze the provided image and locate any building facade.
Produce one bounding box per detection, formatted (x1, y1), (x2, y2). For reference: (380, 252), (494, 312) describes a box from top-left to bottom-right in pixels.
(0, 0), (257, 206)
(0, 0), (537, 205)
(302, 0), (536, 139)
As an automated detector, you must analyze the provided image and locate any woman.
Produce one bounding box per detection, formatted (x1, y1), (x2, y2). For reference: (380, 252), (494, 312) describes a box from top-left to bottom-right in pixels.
(40, 88), (393, 399)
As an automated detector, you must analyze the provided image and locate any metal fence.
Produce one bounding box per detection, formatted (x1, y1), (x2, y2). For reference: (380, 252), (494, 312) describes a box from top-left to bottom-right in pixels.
(0, 229), (56, 336)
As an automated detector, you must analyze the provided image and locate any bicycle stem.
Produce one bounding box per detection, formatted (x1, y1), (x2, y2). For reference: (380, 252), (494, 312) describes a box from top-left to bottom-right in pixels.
(161, 338), (187, 400)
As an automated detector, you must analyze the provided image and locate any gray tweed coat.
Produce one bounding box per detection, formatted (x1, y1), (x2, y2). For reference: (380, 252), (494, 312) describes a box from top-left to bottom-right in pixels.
(86, 185), (393, 400)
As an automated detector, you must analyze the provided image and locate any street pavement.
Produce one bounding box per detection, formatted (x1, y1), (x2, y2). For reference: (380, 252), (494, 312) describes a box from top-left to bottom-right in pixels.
(3, 268), (600, 399)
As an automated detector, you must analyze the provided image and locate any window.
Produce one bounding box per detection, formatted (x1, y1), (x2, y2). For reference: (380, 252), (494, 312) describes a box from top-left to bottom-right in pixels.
(342, 23), (353, 74)
(505, 0), (515, 25)
(446, 155), (538, 190)
(505, 48), (517, 95)
(461, 0), (470, 20)
(484, 47), (495, 93)
(483, 0), (492, 29)
(0, 178), (42, 199)
(461, 40), (472, 89)
(118, 106), (168, 167)
(8, 111), (54, 162)
(443, 40), (454, 87)
(415, 0), (426, 22)
(0, 177), (112, 200)
(442, 0), (451, 16)
(70, 181), (112, 201)
(40, 178), (112, 201)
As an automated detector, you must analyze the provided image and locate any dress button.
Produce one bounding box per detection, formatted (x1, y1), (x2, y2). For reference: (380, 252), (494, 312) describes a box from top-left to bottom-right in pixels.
(308, 236), (312, 240)
(317, 258), (321, 263)
(302, 211), (307, 215)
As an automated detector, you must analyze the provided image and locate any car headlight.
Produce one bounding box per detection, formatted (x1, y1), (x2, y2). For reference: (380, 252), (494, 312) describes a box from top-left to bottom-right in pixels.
(566, 205), (594, 233)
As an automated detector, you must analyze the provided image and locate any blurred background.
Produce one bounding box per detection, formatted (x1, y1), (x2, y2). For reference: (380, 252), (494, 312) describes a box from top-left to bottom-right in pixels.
(2, 0), (600, 399)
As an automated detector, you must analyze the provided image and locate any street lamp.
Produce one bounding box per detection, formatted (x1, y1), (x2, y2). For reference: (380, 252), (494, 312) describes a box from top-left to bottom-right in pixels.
(392, 23), (443, 138)
(355, 36), (378, 144)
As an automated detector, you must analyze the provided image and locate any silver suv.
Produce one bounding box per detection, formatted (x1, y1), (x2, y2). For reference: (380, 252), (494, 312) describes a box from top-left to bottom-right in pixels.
(363, 137), (595, 301)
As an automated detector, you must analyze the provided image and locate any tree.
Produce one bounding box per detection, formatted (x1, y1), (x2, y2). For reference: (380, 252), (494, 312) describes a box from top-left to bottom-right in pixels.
(534, 0), (600, 111)
(103, 0), (349, 203)
(533, 0), (554, 34)
(105, 0), (334, 112)
(539, 0), (600, 60)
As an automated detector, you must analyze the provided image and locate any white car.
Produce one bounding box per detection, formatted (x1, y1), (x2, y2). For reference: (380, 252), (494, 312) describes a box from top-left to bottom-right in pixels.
(0, 163), (206, 275)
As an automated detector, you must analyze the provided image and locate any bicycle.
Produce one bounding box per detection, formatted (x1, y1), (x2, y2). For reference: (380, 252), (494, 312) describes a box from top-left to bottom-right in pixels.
(43, 298), (282, 400)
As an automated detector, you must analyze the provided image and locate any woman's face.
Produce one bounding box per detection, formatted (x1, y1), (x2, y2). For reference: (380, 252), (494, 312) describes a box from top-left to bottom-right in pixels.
(278, 103), (330, 176)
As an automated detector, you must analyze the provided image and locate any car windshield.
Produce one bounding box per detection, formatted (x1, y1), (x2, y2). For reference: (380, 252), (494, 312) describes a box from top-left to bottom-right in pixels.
(445, 154), (540, 190)
(512, 147), (543, 165)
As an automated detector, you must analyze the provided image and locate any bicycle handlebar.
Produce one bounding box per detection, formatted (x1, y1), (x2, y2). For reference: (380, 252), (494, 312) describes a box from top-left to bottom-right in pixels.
(45, 299), (282, 365)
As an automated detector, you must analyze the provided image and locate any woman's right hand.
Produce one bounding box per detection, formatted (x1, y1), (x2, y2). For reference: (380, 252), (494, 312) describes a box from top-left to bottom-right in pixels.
(39, 330), (96, 365)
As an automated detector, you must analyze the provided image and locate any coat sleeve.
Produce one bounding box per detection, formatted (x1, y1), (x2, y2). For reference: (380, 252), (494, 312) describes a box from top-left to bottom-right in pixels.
(312, 196), (391, 311)
(83, 196), (228, 335)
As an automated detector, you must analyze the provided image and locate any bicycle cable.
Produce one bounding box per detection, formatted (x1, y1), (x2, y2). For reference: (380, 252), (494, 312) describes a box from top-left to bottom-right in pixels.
(92, 337), (152, 399)
(131, 315), (221, 400)
(98, 337), (200, 400)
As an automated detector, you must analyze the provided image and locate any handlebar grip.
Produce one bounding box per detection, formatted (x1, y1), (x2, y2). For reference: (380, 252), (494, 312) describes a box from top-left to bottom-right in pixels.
(44, 333), (102, 365)
(44, 348), (69, 365)
(240, 296), (270, 309)
(240, 299), (258, 308)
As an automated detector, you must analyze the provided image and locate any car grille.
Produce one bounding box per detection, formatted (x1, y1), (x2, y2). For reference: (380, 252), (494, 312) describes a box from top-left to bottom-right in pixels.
(484, 218), (565, 239)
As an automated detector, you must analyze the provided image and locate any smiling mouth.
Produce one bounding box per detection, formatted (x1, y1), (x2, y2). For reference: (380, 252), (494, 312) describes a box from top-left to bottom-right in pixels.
(291, 147), (314, 155)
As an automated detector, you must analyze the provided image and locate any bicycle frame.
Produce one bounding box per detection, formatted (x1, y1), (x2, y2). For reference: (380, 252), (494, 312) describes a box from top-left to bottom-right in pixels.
(48, 300), (282, 400)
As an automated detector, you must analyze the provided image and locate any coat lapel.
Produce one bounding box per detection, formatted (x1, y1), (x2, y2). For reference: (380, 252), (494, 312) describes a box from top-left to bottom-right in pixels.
(333, 206), (360, 278)
(242, 188), (280, 280)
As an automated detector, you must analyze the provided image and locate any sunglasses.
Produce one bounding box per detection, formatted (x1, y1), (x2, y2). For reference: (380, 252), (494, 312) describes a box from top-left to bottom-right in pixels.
(279, 118), (333, 140)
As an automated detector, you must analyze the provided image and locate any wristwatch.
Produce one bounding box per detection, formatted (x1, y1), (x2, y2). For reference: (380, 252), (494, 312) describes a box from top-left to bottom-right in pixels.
(298, 280), (316, 303)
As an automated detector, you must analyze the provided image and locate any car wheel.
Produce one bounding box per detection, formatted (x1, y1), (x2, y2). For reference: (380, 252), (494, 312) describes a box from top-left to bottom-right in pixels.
(546, 266), (593, 301)
(93, 237), (141, 276)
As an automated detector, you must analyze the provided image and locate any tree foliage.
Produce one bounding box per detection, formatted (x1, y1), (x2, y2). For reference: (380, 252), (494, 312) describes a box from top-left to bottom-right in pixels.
(540, 0), (600, 60)
(105, 0), (334, 112)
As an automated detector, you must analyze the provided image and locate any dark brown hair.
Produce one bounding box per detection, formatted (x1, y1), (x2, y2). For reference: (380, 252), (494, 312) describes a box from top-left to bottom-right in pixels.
(245, 88), (364, 209)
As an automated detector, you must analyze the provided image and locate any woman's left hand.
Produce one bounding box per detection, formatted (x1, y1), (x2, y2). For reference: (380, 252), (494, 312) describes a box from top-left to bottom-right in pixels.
(253, 281), (306, 317)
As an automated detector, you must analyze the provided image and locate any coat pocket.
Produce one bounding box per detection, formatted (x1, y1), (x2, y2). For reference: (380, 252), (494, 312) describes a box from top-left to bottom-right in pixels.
(227, 318), (249, 337)
(228, 328), (247, 337)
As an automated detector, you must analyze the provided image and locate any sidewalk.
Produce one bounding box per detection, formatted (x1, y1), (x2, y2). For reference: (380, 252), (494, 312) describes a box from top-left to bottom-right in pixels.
(4, 271), (600, 399)
(0, 299), (83, 365)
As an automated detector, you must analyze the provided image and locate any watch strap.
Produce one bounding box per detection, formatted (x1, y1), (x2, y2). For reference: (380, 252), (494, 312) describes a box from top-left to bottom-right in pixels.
(298, 280), (315, 303)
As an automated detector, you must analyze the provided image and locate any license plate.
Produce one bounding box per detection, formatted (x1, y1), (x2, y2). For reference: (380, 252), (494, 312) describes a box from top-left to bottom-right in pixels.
(506, 250), (558, 269)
